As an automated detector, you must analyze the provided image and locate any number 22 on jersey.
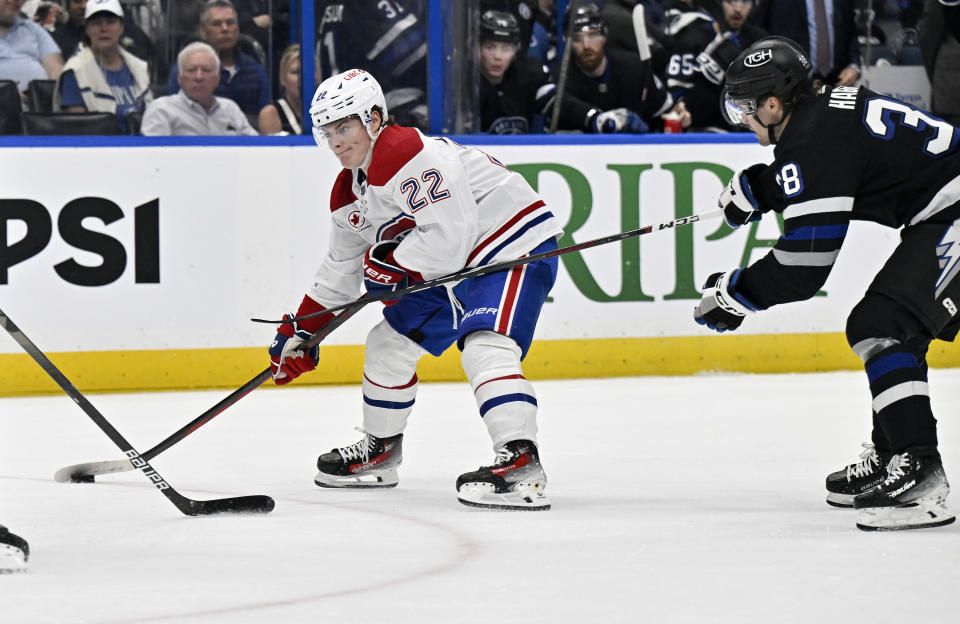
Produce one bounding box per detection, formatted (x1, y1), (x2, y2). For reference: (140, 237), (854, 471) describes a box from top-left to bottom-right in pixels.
(400, 169), (451, 212)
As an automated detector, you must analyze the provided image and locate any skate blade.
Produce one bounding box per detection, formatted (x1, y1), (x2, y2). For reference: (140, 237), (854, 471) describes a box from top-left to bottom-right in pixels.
(313, 468), (398, 489)
(856, 500), (955, 532)
(0, 546), (27, 573)
(826, 493), (855, 508)
(457, 482), (550, 511)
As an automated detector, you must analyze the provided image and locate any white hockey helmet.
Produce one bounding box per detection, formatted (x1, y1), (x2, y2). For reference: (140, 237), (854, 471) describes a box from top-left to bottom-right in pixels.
(309, 69), (388, 146)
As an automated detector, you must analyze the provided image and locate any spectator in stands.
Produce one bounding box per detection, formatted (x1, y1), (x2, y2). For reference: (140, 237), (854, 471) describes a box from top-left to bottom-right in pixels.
(53, 0), (158, 70)
(52, 0), (86, 57)
(918, 0), (960, 125)
(257, 42), (301, 134)
(142, 41), (257, 136)
(0, 0), (63, 94)
(235, 0), (270, 54)
(551, 2), (677, 133)
(750, 0), (861, 85)
(680, 0), (767, 131)
(165, 0), (268, 117)
(53, 0), (151, 132)
(479, 10), (554, 133)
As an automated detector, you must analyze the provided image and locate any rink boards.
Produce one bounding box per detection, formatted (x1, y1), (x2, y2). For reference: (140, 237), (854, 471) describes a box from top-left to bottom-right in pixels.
(0, 135), (956, 395)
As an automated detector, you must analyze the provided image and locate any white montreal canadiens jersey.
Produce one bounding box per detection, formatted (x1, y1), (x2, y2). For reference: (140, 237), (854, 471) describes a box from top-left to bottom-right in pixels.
(308, 125), (562, 308)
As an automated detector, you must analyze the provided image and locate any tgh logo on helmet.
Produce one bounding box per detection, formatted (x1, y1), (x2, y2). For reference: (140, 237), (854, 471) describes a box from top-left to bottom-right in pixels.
(744, 49), (773, 67)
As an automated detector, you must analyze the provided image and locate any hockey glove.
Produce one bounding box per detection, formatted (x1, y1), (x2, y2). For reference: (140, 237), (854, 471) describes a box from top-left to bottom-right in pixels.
(719, 165), (764, 229)
(589, 108), (649, 134)
(693, 270), (756, 333)
(269, 295), (333, 385)
(363, 240), (421, 305)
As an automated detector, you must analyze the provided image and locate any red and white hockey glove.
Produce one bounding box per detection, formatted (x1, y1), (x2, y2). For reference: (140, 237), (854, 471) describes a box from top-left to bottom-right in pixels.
(362, 240), (422, 306)
(268, 295), (334, 385)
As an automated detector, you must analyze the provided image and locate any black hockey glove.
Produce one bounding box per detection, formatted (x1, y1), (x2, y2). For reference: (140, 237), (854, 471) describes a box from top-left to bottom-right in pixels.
(694, 270), (756, 332)
(719, 164), (765, 228)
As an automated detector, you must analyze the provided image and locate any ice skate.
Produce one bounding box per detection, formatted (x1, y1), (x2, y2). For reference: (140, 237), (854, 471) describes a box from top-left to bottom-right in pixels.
(853, 453), (956, 531)
(825, 442), (892, 508)
(314, 431), (402, 488)
(456, 439), (550, 511)
(0, 526), (28, 574)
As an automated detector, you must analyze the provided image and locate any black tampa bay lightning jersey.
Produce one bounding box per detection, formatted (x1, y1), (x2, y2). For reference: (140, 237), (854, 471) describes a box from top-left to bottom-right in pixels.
(738, 85), (960, 309)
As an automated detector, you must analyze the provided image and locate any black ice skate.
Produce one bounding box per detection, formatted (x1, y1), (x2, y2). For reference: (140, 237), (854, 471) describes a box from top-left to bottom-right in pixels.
(0, 525), (29, 573)
(456, 439), (550, 511)
(853, 452), (955, 531)
(314, 431), (403, 488)
(825, 442), (892, 508)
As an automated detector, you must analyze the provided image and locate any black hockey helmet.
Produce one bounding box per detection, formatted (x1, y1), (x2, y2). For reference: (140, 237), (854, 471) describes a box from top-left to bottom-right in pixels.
(480, 10), (521, 44)
(563, 2), (606, 36)
(721, 36), (813, 128)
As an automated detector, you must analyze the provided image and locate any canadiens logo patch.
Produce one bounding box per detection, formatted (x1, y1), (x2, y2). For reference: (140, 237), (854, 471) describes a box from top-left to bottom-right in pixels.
(348, 210), (366, 229)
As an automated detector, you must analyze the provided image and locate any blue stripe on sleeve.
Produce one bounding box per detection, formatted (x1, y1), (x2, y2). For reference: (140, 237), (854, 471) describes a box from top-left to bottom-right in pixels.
(782, 225), (849, 241)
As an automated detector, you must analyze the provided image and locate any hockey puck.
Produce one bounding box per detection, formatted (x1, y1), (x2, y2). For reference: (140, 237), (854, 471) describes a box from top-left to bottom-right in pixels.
(70, 474), (95, 483)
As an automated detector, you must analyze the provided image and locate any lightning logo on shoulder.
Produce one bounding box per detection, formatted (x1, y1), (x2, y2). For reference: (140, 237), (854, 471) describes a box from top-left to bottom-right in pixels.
(935, 220), (960, 299)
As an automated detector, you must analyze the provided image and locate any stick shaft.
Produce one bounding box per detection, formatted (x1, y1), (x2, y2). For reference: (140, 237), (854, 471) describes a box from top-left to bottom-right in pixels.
(263, 208), (723, 325)
(2, 307), (273, 514)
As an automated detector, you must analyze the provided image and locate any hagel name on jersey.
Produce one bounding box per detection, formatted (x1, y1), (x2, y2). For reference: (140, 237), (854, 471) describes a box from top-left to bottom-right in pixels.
(828, 85), (858, 110)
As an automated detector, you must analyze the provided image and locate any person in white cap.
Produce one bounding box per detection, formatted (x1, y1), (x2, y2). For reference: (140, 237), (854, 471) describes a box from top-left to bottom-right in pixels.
(53, 0), (151, 132)
(268, 68), (563, 511)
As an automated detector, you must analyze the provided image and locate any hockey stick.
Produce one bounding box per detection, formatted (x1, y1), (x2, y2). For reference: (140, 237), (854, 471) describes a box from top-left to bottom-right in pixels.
(549, 0), (579, 132)
(0, 307), (274, 515)
(53, 303), (363, 483)
(632, 4), (652, 63)
(256, 208), (724, 326)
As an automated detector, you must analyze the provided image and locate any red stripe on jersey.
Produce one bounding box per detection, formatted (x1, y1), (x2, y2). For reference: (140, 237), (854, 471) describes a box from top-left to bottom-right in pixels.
(367, 126), (425, 187)
(474, 373), (526, 393)
(330, 169), (357, 212)
(466, 200), (546, 266)
(496, 265), (525, 334)
(364, 374), (419, 390)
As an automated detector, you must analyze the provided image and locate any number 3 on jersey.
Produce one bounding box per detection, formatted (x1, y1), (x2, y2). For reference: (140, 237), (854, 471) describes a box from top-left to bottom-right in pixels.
(863, 97), (959, 157)
(400, 169), (451, 212)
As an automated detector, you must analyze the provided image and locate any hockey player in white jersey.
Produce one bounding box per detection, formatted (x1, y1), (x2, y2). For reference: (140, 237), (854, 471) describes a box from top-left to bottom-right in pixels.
(694, 36), (960, 531)
(268, 69), (562, 510)
(0, 525), (28, 573)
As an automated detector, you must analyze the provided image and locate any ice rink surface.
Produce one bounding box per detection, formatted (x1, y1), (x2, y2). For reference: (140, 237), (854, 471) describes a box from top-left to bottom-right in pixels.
(2, 369), (959, 623)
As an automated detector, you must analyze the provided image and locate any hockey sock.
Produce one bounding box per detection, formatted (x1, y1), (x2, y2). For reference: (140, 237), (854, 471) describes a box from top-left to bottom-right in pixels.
(361, 320), (424, 437)
(859, 342), (938, 452)
(461, 330), (538, 450)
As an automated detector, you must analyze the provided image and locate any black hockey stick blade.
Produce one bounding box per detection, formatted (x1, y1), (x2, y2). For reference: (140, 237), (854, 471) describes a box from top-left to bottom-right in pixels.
(52, 304), (364, 482)
(254, 208), (724, 325)
(176, 492), (276, 516)
(0, 307), (275, 516)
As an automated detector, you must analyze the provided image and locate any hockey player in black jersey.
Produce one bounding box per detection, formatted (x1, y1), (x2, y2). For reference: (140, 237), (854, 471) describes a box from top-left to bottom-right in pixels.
(679, 0), (766, 131)
(694, 36), (960, 531)
(478, 10), (555, 133)
(551, 3), (676, 133)
(315, 1), (427, 130)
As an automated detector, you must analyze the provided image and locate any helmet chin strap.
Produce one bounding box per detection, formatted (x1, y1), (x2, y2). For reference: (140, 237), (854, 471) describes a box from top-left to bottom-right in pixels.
(753, 108), (789, 145)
